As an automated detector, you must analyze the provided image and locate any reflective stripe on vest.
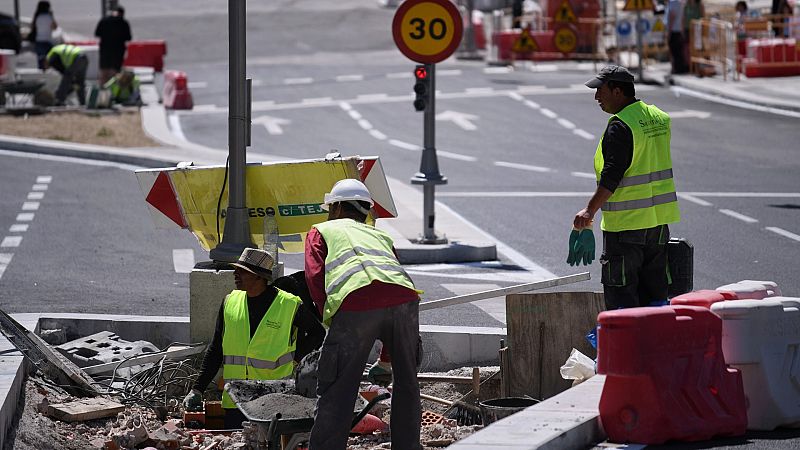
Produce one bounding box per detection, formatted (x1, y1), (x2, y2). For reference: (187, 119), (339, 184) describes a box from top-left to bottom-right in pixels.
(594, 101), (681, 232)
(314, 219), (417, 325)
(220, 289), (301, 408)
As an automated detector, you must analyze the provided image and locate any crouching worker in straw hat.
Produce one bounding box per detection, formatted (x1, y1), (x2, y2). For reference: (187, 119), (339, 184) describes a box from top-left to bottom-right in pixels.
(183, 248), (325, 428)
(305, 179), (424, 450)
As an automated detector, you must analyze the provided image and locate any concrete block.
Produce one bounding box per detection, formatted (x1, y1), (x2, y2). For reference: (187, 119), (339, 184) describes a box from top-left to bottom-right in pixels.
(420, 325), (506, 371)
(46, 397), (125, 422)
(190, 269), (235, 344)
(55, 331), (158, 367)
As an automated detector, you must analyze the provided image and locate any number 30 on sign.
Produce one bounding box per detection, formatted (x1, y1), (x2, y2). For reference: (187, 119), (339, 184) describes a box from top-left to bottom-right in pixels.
(392, 0), (463, 64)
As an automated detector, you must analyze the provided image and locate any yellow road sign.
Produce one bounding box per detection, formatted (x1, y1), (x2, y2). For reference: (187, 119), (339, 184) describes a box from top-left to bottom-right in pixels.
(392, 0), (463, 64)
(553, 25), (578, 54)
(554, 0), (578, 24)
(512, 27), (539, 53)
(623, 0), (654, 12)
(653, 17), (665, 32)
(136, 156), (396, 253)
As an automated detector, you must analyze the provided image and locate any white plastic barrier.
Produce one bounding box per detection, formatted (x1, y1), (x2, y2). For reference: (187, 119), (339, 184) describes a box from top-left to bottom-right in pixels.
(711, 297), (800, 430)
(76, 45), (100, 81)
(716, 280), (781, 299)
(0, 49), (16, 81)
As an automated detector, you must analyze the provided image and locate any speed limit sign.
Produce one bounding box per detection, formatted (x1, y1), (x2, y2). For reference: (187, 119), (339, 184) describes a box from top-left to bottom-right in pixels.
(392, 0), (463, 64)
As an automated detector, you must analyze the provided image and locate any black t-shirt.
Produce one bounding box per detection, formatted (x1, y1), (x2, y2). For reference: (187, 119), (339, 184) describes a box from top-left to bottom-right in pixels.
(598, 102), (638, 192)
(94, 16), (131, 65)
(192, 283), (325, 391)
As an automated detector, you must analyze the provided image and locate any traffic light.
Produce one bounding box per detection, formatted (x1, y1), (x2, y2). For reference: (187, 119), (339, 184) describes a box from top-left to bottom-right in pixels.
(413, 65), (429, 112)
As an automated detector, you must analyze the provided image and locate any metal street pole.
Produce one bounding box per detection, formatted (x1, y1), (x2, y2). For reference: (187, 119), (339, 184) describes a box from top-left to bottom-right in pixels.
(410, 63), (448, 244)
(210, 0), (254, 262)
(636, 9), (644, 80)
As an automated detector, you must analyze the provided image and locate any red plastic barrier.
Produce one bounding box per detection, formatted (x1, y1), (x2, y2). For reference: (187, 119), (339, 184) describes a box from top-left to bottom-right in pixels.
(124, 40), (167, 72)
(598, 305), (747, 444)
(493, 30), (559, 61)
(474, 20), (486, 50)
(163, 70), (193, 110)
(670, 290), (738, 309)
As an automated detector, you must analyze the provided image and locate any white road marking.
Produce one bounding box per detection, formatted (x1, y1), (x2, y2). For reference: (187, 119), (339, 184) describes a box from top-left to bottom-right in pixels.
(336, 74), (364, 82)
(540, 108), (558, 119)
(406, 261), (507, 272)
(667, 109), (711, 119)
(557, 118), (576, 129)
(683, 192), (800, 198)
(36, 176), (52, 184)
(369, 129), (387, 140)
(0, 150), (142, 171)
(172, 249), (196, 273)
(169, 114), (188, 142)
(573, 129), (595, 140)
(438, 191), (594, 197)
(22, 202), (39, 211)
(436, 110), (479, 131)
(437, 151), (477, 162)
(15, 213), (34, 222)
(387, 72), (412, 79)
(9, 224), (28, 233)
(438, 69), (462, 76)
(192, 104), (220, 112)
(32, 184), (48, 191)
(465, 87), (494, 94)
(357, 119), (373, 130)
(766, 227), (800, 242)
(671, 86), (800, 118)
(678, 193), (714, 206)
(516, 85), (547, 94)
(0, 253), (11, 279)
(388, 140), (422, 151)
(338, 101), (352, 111)
(527, 64), (558, 72)
(284, 77), (313, 85)
(348, 110), (362, 120)
(1, 237), (22, 248)
(187, 81), (208, 89)
(27, 192), (44, 200)
(719, 209), (758, 223)
(357, 93), (389, 101)
(443, 283), (506, 324)
(524, 100), (541, 109)
(301, 97), (332, 104)
(252, 115), (291, 135)
(571, 171), (596, 179)
(494, 161), (552, 172)
(484, 66), (513, 74)
(507, 92), (524, 101)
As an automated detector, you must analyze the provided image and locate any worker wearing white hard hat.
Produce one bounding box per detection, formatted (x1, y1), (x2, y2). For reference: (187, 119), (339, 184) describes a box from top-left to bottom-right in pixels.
(305, 178), (423, 450)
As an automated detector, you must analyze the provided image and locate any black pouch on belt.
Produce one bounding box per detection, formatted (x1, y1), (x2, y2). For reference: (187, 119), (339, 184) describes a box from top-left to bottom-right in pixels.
(667, 238), (694, 297)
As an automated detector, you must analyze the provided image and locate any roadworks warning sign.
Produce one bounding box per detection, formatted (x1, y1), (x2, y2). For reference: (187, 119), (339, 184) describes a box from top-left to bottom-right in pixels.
(513, 27), (539, 53)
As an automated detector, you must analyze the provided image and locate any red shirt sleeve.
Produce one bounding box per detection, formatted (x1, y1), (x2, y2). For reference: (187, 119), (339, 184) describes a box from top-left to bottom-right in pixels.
(304, 227), (328, 316)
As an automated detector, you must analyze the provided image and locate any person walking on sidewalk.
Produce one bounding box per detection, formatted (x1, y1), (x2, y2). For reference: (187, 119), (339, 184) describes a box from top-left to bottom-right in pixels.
(45, 44), (88, 106)
(94, 5), (132, 84)
(29, 1), (57, 70)
(305, 179), (423, 450)
(183, 248), (325, 428)
(573, 65), (681, 310)
(666, 0), (689, 73)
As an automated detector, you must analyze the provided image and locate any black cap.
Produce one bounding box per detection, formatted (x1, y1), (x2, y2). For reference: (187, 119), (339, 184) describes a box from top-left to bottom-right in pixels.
(585, 65), (635, 88)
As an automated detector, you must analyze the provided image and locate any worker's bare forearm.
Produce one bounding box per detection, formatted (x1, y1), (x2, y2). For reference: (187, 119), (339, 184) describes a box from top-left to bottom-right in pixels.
(587, 186), (614, 217)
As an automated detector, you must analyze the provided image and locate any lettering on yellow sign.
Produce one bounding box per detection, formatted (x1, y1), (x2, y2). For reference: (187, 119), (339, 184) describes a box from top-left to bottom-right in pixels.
(554, 0), (577, 24)
(623, 0), (654, 12)
(512, 27), (539, 53)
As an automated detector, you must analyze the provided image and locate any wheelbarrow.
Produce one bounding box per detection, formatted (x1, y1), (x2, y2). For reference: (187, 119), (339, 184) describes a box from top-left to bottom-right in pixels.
(226, 379), (390, 450)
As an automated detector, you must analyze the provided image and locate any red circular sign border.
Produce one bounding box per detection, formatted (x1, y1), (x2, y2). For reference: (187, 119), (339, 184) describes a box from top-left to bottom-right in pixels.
(392, 0), (464, 64)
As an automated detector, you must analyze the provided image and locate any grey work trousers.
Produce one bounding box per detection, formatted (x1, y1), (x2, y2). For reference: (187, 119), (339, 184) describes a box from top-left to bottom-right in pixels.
(309, 300), (422, 450)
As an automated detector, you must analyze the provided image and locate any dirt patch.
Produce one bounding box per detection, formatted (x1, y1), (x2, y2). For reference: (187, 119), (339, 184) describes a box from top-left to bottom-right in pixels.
(0, 110), (161, 148)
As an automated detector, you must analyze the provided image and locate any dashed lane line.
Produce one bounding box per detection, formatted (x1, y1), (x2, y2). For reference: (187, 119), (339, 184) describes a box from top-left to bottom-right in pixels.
(284, 77), (313, 85)
(0, 237), (22, 248)
(388, 140), (421, 151)
(766, 227), (800, 243)
(27, 192), (44, 200)
(22, 202), (39, 211)
(369, 129), (387, 140)
(508, 91), (595, 141)
(573, 129), (595, 140)
(9, 225), (28, 233)
(15, 213), (34, 222)
(494, 161), (553, 173)
(571, 171), (596, 179)
(336, 74), (364, 82)
(36, 176), (52, 183)
(0, 253), (11, 280)
(719, 209), (759, 223)
(678, 193), (714, 206)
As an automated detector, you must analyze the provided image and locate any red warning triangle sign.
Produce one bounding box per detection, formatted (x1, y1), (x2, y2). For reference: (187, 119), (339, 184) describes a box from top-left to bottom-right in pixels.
(513, 27), (539, 53)
(145, 171), (187, 228)
(554, 0), (577, 24)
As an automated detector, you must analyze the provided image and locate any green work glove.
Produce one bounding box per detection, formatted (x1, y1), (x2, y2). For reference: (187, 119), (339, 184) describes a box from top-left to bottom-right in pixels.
(575, 229), (596, 266)
(183, 389), (203, 412)
(567, 229), (580, 266)
(367, 360), (393, 386)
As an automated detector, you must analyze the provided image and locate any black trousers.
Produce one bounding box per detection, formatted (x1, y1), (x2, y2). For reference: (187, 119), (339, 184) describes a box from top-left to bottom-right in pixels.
(601, 224), (670, 309)
(668, 32), (689, 74)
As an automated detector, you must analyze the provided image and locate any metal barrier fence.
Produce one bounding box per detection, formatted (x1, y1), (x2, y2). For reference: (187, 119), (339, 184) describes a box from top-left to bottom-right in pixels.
(689, 19), (738, 81)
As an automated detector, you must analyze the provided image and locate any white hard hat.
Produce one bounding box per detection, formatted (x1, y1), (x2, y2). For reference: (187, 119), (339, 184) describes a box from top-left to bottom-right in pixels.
(321, 178), (373, 211)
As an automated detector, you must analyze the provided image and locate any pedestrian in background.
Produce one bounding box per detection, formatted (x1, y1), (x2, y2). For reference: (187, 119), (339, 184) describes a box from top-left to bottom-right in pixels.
(305, 179), (423, 450)
(29, 1), (57, 70)
(45, 44), (88, 106)
(666, 0), (688, 73)
(183, 248), (325, 428)
(573, 65), (681, 310)
(94, 5), (132, 85)
(682, 0), (704, 63)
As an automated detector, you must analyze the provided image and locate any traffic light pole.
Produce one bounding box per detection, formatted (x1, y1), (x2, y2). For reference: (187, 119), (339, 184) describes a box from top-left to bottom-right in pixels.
(411, 63), (448, 244)
(210, 0), (255, 262)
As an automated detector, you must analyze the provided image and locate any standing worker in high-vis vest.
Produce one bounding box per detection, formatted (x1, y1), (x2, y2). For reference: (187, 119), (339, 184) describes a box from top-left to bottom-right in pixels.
(305, 179), (423, 450)
(45, 44), (88, 106)
(571, 65), (681, 310)
(183, 248), (324, 428)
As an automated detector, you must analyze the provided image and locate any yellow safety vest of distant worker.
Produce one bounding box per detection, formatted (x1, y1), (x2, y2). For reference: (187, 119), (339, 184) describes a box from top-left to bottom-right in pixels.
(220, 289), (301, 409)
(593, 101), (681, 232)
(314, 219), (417, 325)
(46, 44), (82, 68)
(104, 71), (140, 104)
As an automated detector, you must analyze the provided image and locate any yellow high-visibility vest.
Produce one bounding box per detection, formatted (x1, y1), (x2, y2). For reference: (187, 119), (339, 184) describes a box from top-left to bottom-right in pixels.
(220, 289), (300, 409)
(594, 101), (681, 232)
(46, 44), (82, 68)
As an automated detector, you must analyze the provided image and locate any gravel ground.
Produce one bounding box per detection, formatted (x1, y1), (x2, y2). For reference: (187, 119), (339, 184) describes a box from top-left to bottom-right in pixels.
(0, 109), (161, 148)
